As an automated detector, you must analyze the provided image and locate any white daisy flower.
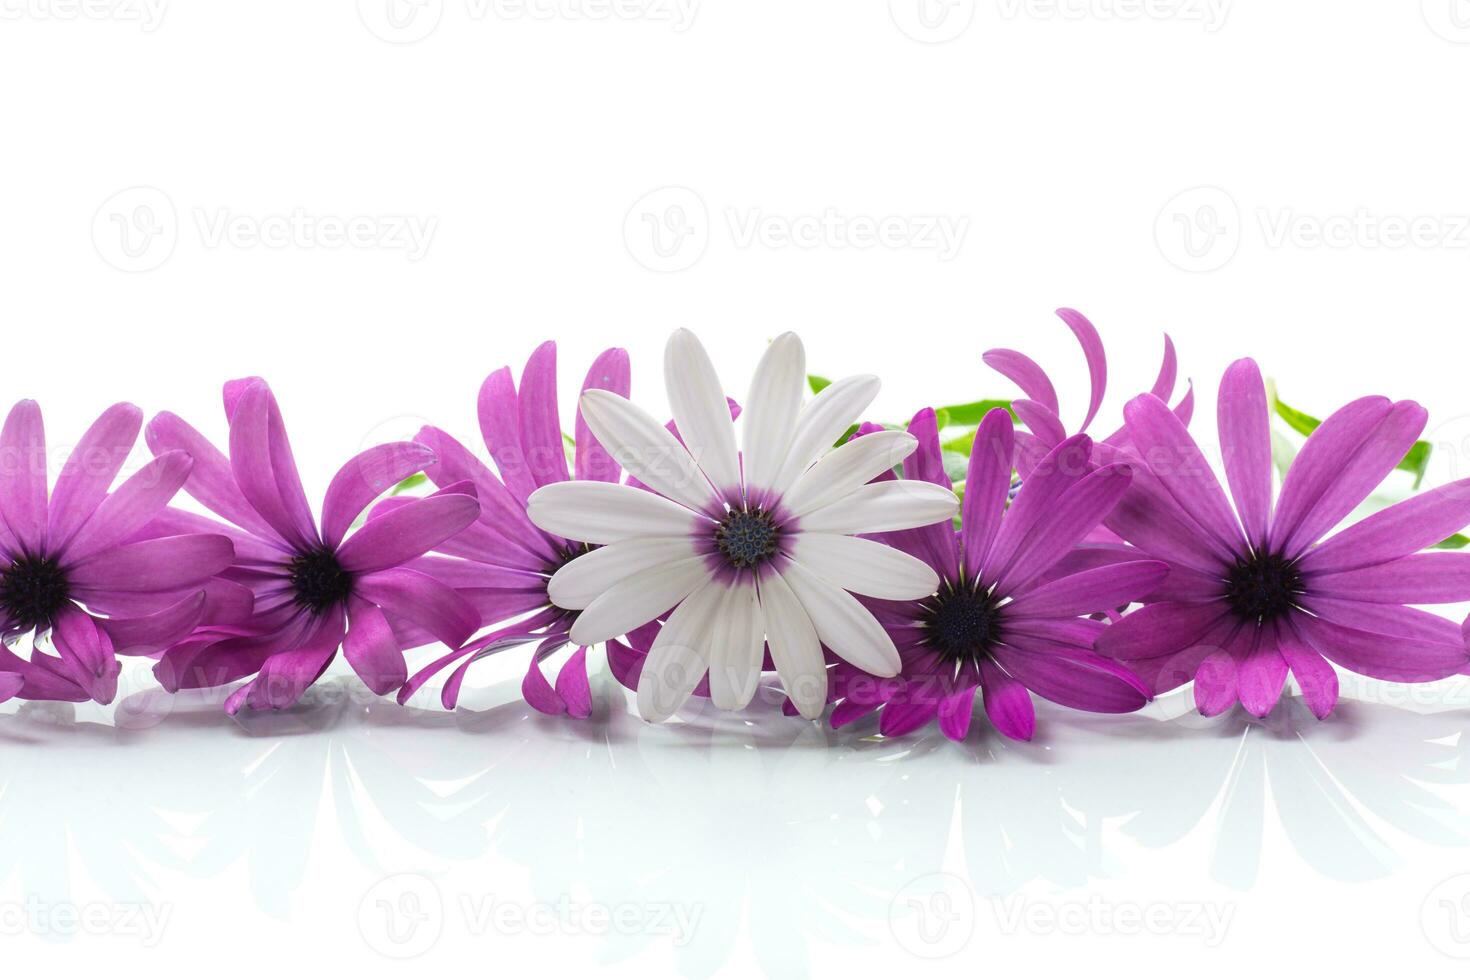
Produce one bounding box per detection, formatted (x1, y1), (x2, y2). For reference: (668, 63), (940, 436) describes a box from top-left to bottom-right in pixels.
(526, 329), (958, 721)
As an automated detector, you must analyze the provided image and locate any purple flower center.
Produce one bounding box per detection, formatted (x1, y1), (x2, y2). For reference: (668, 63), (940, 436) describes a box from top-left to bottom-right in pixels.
(1224, 552), (1302, 623)
(0, 554), (70, 630)
(714, 509), (781, 570)
(920, 580), (1003, 664)
(289, 546), (353, 613)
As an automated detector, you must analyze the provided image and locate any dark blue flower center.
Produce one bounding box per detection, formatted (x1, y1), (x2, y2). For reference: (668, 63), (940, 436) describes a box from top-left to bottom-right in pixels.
(0, 554), (70, 630)
(289, 547), (353, 613)
(1224, 551), (1302, 623)
(714, 509), (780, 570)
(921, 580), (1003, 663)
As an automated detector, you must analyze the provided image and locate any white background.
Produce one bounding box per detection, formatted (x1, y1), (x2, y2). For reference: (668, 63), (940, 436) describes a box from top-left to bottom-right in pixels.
(4, 2), (1470, 977)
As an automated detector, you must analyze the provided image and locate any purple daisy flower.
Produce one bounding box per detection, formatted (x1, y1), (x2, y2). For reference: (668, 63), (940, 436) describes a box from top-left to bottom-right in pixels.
(0, 400), (234, 705)
(825, 407), (1161, 741)
(1096, 358), (1470, 719)
(985, 307), (1193, 475)
(143, 378), (482, 714)
(393, 341), (634, 718)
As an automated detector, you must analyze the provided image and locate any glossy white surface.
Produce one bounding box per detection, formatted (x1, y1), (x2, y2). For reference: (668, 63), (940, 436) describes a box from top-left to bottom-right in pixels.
(4, 659), (1470, 976)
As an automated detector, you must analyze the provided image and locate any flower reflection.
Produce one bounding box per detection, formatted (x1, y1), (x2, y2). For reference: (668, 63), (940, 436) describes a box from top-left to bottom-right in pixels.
(3, 665), (1470, 969)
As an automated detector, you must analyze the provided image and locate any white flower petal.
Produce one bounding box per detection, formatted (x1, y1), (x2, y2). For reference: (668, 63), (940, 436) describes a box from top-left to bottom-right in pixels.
(757, 567), (827, 719)
(528, 482), (707, 545)
(569, 557), (712, 645)
(707, 576), (765, 711)
(787, 532), (939, 600)
(780, 560), (901, 677)
(741, 332), (806, 495)
(797, 481), (958, 535)
(637, 577), (725, 722)
(781, 429), (918, 516)
(769, 374), (880, 497)
(579, 388), (719, 515)
(548, 537), (699, 610)
(666, 329), (741, 495)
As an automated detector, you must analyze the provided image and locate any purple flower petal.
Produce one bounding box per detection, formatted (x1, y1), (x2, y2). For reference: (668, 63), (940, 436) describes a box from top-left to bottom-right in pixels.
(574, 348), (632, 483)
(522, 641), (568, 714)
(991, 642), (1149, 714)
(336, 491), (479, 574)
(227, 382), (318, 550)
(1301, 595), (1463, 644)
(1301, 478), (1470, 574)
(978, 659), (1036, 741)
(47, 403), (141, 552)
(354, 566), (481, 648)
(1098, 442), (1231, 574)
(60, 450), (193, 564)
(982, 434), (1093, 587)
(1004, 560), (1167, 620)
(1308, 552), (1470, 604)
(53, 603), (116, 701)
(478, 366), (538, 505)
(321, 442), (437, 549)
(1012, 399), (1067, 449)
(1278, 620), (1339, 720)
(343, 596), (408, 696)
(961, 408), (1014, 577)
(878, 693), (938, 737)
(1123, 393), (1245, 556)
(994, 463), (1134, 596)
(1294, 615), (1468, 683)
(235, 611), (346, 713)
(1056, 308), (1107, 432)
(556, 647), (593, 718)
(1276, 400), (1427, 558)
(68, 533), (234, 594)
(0, 671), (22, 703)
(416, 425), (559, 566)
(1193, 648), (1238, 716)
(982, 348), (1059, 416)
(146, 411), (284, 545)
(99, 590), (208, 656)
(1235, 628), (1288, 718)
(937, 686), (977, 741)
(0, 400), (48, 555)
(1217, 358), (1272, 548)
(1094, 600), (1231, 662)
(1267, 396), (1390, 551)
(517, 341), (573, 491)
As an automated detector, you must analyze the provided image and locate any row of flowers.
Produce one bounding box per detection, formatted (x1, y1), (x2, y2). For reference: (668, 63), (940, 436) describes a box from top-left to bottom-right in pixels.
(2, 311), (1468, 742)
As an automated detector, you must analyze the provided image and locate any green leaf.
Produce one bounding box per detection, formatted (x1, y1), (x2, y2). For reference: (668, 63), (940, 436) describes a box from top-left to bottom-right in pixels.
(942, 428), (979, 456)
(935, 399), (1013, 427)
(1435, 533), (1470, 550)
(1270, 385), (1433, 488)
(389, 473), (428, 495)
(942, 450), (969, 484)
(808, 375), (832, 395)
